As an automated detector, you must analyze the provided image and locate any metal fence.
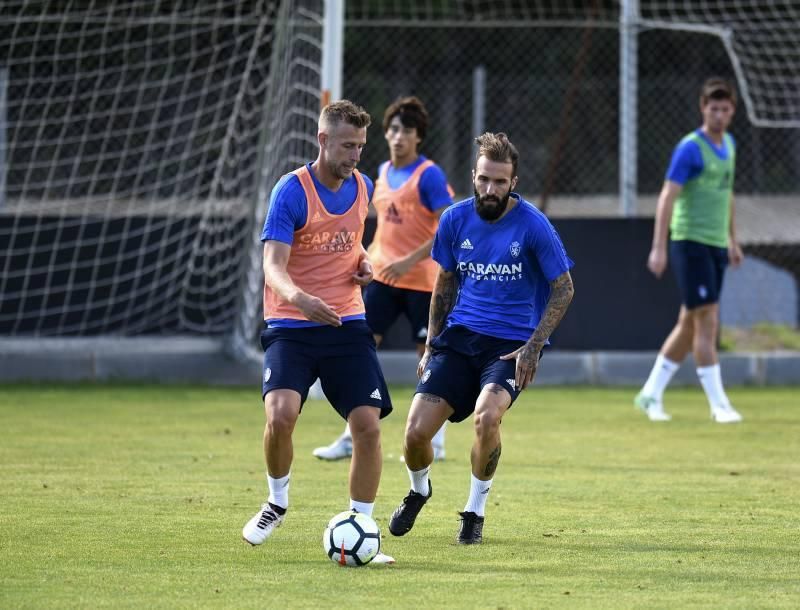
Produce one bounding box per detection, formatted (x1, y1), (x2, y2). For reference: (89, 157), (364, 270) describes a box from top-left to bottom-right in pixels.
(340, 4), (800, 330)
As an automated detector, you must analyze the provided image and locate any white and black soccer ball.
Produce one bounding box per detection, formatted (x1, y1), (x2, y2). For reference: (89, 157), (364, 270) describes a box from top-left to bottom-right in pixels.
(323, 510), (381, 566)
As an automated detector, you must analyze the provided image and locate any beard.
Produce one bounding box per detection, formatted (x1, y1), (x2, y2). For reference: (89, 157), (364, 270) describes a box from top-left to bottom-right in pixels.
(328, 159), (355, 181)
(474, 188), (511, 221)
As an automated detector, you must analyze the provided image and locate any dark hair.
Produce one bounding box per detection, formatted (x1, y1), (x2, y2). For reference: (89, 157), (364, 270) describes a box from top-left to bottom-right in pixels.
(320, 100), (372, 130)
(475, 132), (519, 177)
(700, 77), (737, 107)
(381, 96), (429, 141)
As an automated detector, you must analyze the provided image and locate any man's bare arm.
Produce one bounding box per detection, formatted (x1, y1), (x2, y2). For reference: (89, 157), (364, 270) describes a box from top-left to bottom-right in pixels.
(529, 271), (574, 349)
(426, 267), (458, 347)
(263, 241), (341, 326)
(500, 270), (574, 389)
(417, 266), (458, 377)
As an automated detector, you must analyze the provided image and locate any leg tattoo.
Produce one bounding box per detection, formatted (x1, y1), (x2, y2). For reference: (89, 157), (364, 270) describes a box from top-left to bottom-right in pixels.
(484, 444), (501, 477)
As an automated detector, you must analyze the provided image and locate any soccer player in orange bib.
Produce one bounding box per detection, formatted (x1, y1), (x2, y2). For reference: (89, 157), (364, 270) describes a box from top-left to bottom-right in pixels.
(242, 100), (394, 563)
(312, 96), (454, 462)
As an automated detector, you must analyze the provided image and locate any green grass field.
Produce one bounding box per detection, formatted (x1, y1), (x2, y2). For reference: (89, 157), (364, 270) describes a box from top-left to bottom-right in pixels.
(1, 384), (798, 609)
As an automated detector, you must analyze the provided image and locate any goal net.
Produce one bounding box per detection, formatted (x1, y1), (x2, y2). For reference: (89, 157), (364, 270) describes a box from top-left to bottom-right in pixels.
(0, 1), (324, 347)
(639, 1), (800, 128)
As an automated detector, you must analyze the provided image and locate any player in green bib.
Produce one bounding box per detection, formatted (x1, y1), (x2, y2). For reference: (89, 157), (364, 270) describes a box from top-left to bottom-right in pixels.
(635, 78), (744, 423)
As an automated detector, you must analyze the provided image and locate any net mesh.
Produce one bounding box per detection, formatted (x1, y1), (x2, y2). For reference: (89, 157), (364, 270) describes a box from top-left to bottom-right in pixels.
(640, 1), (800, 127)
(0, 2), (282, 335)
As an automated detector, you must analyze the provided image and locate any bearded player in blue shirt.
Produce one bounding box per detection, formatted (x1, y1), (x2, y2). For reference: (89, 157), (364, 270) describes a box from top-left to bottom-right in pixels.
(388, 132), (574, 544)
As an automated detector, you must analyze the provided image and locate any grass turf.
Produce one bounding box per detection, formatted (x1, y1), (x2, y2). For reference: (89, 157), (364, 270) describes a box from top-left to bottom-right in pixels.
(1, 384), (798, 608)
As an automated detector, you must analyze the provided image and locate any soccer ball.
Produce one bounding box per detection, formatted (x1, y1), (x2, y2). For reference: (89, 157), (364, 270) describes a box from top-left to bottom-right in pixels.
(323, 510), (381, 566)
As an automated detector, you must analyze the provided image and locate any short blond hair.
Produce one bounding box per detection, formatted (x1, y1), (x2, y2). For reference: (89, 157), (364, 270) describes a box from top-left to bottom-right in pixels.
(319, 100), (372, 131)
(475, 132), (519, 177)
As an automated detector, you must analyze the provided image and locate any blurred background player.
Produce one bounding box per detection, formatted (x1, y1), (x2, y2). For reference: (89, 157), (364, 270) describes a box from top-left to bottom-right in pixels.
(313, 96), (453, 461)
(635, 78), (744, 424)
(242, 100), (394, 564)
(388, 133), (574, 544)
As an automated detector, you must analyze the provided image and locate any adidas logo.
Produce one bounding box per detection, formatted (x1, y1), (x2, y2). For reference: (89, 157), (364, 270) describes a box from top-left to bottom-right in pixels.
(460, 238), (474, 250)
(370, 388), (382, 400)
(506, 378), (516, 389)
(309, 211), (323, 223)
(385, 202), (402, 224)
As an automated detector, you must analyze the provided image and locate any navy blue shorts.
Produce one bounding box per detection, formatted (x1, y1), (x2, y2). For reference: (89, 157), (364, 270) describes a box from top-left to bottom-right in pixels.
(260, 320), (392, 420)
(363, 280), (432, 344)
(670, 240), (728, 309)
(415, 325), (528, 423)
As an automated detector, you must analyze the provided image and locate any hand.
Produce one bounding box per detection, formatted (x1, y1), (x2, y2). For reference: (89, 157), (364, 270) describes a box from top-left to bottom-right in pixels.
(499, 342), (541, 391)
(417, 347), (433, 379)
(352, 259), (373, 286)
(293, 293), (341, 326)
(378, 257), (414, 285)
(728, 241), (744, 269)
(647, 246), (668, 278)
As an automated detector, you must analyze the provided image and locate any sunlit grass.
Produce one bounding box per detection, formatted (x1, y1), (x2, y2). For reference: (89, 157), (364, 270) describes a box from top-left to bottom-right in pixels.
(1, 384), (798, 608)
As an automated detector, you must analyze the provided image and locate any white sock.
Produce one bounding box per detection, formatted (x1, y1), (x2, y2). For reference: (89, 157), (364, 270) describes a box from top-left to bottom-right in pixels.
(696, 364), (731, 409)
(350, 499), (374, 516)
(463, 473), (492, 517)
(641, 354), (680, 400)
(341, 423), (352, 442)
(267, 473), (290, 510)
(407, 465), (431, 496)
(431, 422), (447, 450)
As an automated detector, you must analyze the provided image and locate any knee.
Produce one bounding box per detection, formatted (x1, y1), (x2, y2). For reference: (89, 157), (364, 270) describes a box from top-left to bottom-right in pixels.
(265, 398), (298, 437)
(677, 310), (694, 333)
(473, 408), (501, 440)
(692, 306), (718, 335)
(405, 419), (433, 449)
(350, 418), (380, 447)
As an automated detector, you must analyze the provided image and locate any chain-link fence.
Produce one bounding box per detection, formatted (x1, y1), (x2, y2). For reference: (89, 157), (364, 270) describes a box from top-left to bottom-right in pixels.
(342, 5), (800, 331)
(345, 23), (799, 203)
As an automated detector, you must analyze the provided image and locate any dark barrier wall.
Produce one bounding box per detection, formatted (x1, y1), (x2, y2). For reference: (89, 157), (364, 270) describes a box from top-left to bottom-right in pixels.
(370, 217), (682, 351)
(0, 216), (247, 334)
(1, 215), (679, 346)
(549, 218), (680, 349)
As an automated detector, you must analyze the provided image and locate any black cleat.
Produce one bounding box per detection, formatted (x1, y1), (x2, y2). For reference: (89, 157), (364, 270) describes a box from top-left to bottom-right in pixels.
(388, 481), (432, 536)
(456, 511), (484, 544)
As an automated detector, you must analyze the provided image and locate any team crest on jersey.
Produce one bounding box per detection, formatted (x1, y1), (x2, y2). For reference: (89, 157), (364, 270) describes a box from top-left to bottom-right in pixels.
(510, 241), (521, 258)
(264, 368), (271, 383)
(421, 368), (432, 383)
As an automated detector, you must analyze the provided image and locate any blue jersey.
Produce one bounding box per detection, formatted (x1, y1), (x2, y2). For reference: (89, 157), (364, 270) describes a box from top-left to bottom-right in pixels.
(666, 128), (736, 185)
(380, 155), (452, 212)
(431, 195), (574, 342)
(261, 162), (375, 244)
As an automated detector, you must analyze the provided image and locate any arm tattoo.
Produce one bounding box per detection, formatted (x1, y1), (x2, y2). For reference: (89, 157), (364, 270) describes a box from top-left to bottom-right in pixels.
(427, 270), (457, 342)
(484, 444), (502, 477)
(529, 271), (574, 350)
